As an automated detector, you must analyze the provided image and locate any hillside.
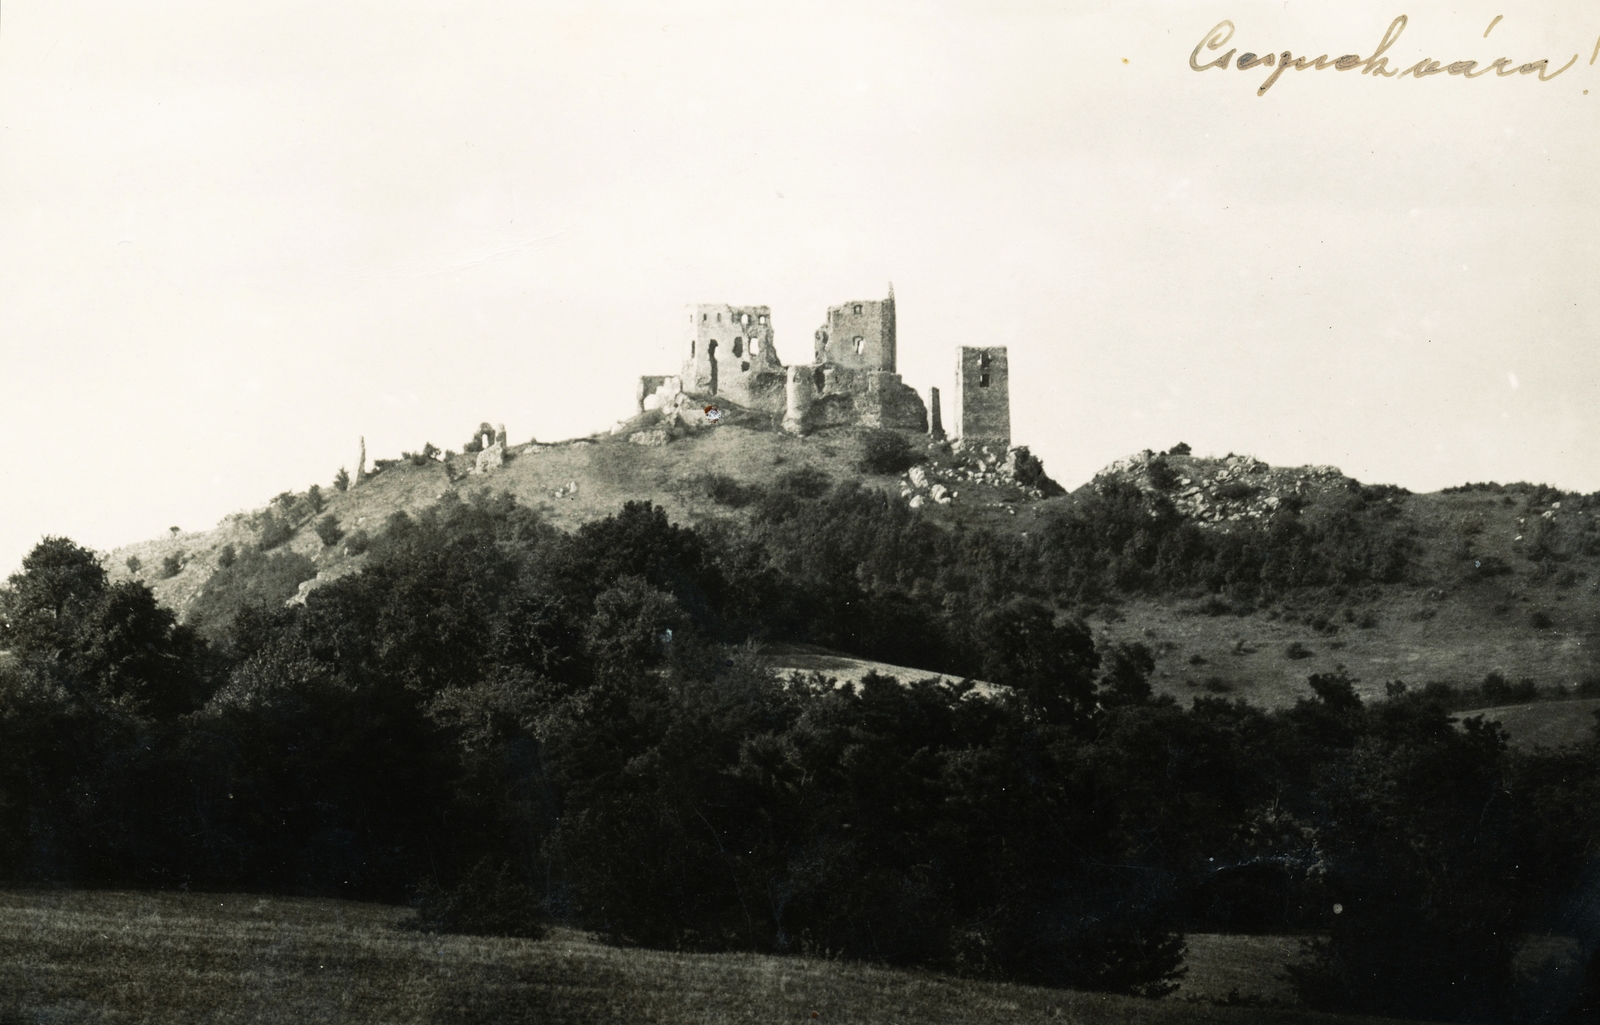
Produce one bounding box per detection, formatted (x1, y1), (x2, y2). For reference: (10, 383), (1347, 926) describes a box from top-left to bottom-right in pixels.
(0, 888), (1426, 1025)
(101, 418), (1599, 713)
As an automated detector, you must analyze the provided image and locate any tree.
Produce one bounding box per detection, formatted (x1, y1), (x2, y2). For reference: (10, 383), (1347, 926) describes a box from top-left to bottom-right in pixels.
(1098, 641), (1156, 707)
(314, 515), (344, 547)
(0, 537), (108, 660)
(334, 467), (350, 493)
(976, 598), (1099, 726)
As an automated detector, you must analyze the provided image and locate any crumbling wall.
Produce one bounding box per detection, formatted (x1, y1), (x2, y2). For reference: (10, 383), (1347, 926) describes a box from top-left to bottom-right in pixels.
(680, 303), (785, 410)
(812, 288), (895, 372)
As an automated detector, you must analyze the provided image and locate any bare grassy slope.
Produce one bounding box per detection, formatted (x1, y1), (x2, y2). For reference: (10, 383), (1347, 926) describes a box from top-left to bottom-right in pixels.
(0, 889), (1418, 1025)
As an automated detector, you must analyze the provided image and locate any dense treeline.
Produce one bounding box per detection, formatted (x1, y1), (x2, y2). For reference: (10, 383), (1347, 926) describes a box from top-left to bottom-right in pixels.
(1, 482), (1597, 1021)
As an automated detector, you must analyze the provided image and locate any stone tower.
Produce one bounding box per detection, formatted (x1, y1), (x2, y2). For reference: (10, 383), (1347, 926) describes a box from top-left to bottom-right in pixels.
(955, 346), (1010, 449)
(681, 303), (783, 407)
(812, 286), (895, 372)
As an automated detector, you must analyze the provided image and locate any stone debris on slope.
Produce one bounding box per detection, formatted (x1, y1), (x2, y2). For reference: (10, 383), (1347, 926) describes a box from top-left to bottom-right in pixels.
(900, 442), (1063, 510)
(1091, 450), (1352, 528)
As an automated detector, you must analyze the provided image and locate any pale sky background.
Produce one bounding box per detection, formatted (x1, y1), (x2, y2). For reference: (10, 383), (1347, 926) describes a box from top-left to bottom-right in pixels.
(2, 0), (1596, 575)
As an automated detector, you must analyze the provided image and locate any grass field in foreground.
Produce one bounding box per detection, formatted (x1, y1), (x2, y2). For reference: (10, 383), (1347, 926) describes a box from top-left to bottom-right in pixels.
(0, 889), (1422, 1025)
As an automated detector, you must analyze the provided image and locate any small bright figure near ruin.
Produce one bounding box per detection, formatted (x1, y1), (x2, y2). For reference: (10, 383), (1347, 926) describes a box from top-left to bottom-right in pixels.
(703, 405), (723, 425)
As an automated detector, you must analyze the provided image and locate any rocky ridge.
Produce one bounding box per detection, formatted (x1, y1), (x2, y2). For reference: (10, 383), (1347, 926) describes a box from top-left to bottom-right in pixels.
(1091, 449), (1354, 527)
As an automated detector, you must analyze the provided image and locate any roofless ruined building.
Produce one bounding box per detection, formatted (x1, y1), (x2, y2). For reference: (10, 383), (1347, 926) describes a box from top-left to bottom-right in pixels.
(636, 286), (1010, 448)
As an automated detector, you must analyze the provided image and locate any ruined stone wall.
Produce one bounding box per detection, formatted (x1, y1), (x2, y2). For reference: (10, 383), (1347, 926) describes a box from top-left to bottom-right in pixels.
(680, 304), (785, 409)
(956, 346), (1010, 448)
(802, 365), (926, 432)
(813, 292), (895, 372)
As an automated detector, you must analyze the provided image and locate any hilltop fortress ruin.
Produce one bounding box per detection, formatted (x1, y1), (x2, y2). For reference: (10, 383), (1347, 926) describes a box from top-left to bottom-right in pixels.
(634, 286), (1011, 448)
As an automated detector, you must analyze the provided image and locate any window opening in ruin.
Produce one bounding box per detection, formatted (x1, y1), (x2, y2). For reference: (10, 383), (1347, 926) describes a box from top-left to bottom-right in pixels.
(690, 340), (695, 356)
(980, 352), (990, 369)
(750, 338), (760, 354)
(741, 313), (749, 326)
(853, 336), (864, 355)
(716, 312), (722, 322)
(707, 340), (719, 395)
(702, 313), (708, 322)
(853, 304), (862, 314)
(733, 337), (744, 357)
(759, 315), (767, 324)
(980, 374), (990, 387)
(741, 361), (750, 372)
(813, 367), (826, 393)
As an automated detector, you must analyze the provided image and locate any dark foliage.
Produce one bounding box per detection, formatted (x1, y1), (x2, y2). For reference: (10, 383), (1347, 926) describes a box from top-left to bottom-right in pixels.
(857, 429), (923, 476)
(314, 515), (344, 547)
(256, 513), (294, 552)
(0, 486), (1592, 1020)
(406, 858), (548, 939)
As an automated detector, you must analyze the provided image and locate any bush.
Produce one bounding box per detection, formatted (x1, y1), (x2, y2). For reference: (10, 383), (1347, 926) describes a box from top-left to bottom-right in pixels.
(217, 544), (237, 569)
(159, 553), (183, 579)
(1214, 481), (1256, 502)
(1166, 442), (1192, 456)
(306, 485), (324, 514)
(1285, 641), (1313, 660)
(257, 514), (294, 552)
(858, 430), (923, 476)
(314, 515), (345, 548)
(700, 473), (759, 508)
(777, 466), (832, 499)
(124, 556), (141, 574)
(1147, 457), (1179, 491)
(334, 467), (350, 493)
(344, 529), (371, 556)
(1480, 672), (1537, 706)
(1530, 610), (1554, 629)
(408, 859), (547, 939)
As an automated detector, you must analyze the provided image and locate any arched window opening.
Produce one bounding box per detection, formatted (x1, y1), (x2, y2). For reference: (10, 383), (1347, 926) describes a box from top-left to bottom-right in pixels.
(980, 374), (990, 388)
(853, 336), (864, 355)
(813, 367), (826, 394)
(690, 339), (695, 357)
(980, 352), (991, 369)
(702, 313), (708, 323)
(741, 313), (750, 326)
(853, 304), (862, 314)
(749, 338), (760, 355)
(758, 315), (767, 325)
(733, 337), (744, 357)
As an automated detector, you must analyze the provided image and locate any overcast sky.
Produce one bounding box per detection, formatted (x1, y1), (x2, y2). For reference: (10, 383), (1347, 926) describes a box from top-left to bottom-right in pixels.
(2, 0), (1596, 574)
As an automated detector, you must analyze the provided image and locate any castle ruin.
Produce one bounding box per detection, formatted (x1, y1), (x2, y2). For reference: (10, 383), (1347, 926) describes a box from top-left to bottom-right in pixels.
(636, 286), (1008, 447)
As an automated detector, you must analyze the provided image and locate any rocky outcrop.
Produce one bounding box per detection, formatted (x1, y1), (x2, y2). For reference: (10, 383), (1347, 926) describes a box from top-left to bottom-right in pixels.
(1091, 450), (1352, 528)
(900, 443), (1062, 509)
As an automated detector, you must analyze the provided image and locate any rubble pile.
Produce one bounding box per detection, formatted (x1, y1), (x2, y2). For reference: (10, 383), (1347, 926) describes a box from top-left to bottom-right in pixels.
(1091, 450), (1351, 528)
(901, 442), (1063, 511)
